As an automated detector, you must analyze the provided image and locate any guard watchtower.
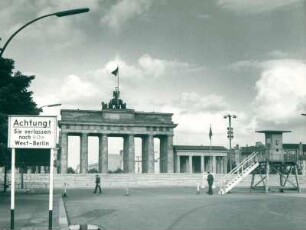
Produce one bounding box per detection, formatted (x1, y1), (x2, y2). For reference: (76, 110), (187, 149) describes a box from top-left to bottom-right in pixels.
(251, 130), (300, 193)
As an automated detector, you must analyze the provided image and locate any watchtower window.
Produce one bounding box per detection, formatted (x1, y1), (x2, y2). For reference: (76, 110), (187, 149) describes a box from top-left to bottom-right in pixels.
(275, 140), (279, 145)
(267, 138), (271, 144)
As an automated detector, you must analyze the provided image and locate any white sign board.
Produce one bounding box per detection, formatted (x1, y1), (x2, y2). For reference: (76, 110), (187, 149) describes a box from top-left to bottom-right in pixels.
(8, 116), (57, 149)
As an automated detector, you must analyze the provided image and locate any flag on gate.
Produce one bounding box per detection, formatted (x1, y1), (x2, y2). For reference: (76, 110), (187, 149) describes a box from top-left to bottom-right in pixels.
(111, 66), (119, 76)
(209, 125), (213, 140)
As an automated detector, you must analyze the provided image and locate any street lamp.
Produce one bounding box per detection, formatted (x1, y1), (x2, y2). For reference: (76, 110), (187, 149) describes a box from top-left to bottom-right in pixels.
(224, 114), (237, 171)
(302, 114), (306, 116)
(39, 103), (62, 110)
(0, 8), (89, 58)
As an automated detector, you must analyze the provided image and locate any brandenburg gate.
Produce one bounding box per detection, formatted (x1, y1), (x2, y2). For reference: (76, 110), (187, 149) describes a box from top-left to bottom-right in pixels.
(58, 89), (177, 174)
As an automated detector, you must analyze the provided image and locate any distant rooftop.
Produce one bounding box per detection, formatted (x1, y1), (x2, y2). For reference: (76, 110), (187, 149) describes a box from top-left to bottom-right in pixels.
(256, 130), (291, 134)
(240, 143), (306, 154)
(174, 145), (227, 151)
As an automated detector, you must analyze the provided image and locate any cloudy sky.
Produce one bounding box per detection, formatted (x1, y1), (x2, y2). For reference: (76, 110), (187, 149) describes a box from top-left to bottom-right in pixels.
(1, 0), (306, 167)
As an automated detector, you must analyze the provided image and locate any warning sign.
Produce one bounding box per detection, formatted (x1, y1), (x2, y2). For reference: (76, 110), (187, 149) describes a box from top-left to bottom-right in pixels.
(8, 116), (57, 149)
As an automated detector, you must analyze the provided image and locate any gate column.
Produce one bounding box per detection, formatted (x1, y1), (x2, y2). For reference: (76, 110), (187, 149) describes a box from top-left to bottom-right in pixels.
(59, 132), (68, 174)
(99, 134), (108, 173)
(167, 135), (174, 173)
(142, 136), (149, 173)
(80, 133), (88, 174)
(160, 135), (174, 173)
(160, 136), (167, 173)
(148, 135), (154, 173)
(142, 135), (154, 173)
(124, 135), (135, 173)
(176, 155), (180, 173)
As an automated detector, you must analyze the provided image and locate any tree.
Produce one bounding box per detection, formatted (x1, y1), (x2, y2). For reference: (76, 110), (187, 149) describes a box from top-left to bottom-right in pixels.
(67, 167), (76, 174)
(0, 57), (40, 191)
(88, 168), (99, 173)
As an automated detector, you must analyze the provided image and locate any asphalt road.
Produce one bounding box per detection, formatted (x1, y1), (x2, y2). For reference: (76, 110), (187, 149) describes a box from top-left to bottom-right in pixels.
(63, 187), (306, 230)
(0, 191), (62, 230)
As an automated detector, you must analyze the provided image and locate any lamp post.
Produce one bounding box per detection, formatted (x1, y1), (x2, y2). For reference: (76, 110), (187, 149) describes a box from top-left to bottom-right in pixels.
(0, 8), (89, 58)
(224, 114), (237, 171)
(39, 103), (62, 111)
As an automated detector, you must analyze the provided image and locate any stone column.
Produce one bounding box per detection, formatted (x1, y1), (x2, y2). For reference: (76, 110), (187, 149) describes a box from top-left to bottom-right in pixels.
(124, 135), (135, 173)
(80, 133), (88, 174)
(212, 156), (216, 174)
(201, 156), (205, 172)
(224, 156), (228, 173)
(142, 136), (149, 173)
(59, 132), (68, 174)
(220, 157), (224, 174)
(123, 136), (129, 173)
(167, 135), (174, 173)
(148, 135), (154, 173)
(160, 136), (167, 173)
(176, 155), (180, 173)
(99, 134), (108, 173)
(128, 135), (135, 173)
(189, 155), (193, 173)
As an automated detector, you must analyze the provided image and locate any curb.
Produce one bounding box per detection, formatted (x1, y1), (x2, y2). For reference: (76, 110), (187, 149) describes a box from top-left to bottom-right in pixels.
(58, 196), (69, 229)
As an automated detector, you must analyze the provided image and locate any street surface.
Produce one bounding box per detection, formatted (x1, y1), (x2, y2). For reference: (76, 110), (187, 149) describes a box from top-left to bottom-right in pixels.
(0, 191), (62, 229)
(64, 187), (306, 230)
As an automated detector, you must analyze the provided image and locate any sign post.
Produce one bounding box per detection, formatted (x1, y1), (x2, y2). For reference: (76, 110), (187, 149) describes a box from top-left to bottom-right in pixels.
(10, 148), (15, 229)
(49, 148), (55, 229)
(8, 116), (57, 229)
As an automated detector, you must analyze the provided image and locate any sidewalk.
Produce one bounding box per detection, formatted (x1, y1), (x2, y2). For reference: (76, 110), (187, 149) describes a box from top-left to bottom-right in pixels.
(0, 190), (69, 230)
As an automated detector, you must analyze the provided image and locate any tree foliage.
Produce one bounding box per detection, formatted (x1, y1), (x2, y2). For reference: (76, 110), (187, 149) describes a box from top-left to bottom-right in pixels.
(0, 57), (40, 166)
(67, 167), (76, 174)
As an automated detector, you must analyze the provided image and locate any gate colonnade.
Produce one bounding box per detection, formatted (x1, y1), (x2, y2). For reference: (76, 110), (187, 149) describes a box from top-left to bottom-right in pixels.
(58, 109), (177, 174)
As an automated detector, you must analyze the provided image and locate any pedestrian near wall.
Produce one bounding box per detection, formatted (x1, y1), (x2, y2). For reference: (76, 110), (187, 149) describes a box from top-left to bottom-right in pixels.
(207, 172), (214, 195)
(94, 174), (102, 194)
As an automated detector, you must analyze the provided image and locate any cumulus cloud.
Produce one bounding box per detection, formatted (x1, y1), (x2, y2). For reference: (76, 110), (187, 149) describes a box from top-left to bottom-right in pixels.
(217, 0), (302, 14)
(227, 60), (260, 72)
(102, 54), (193, 81)
(255, 59), (306, 124)
(177, 92), (228, 113)
(101, 0), (152, 31)
(33, 54), (196, 110)
(268, 50), (288, 59)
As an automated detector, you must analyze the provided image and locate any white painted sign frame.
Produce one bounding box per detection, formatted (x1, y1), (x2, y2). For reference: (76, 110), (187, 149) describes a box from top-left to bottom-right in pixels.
(7, 115), (57, 229)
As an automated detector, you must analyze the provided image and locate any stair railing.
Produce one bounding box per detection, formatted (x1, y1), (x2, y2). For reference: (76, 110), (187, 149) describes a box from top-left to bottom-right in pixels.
(228, 151), (258, 176)
(220, 152), (259, 190)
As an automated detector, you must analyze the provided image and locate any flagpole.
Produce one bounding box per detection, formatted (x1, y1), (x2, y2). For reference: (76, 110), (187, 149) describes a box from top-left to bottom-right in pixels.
(209, 124), (212, 153)
(117, 65), (119, 92)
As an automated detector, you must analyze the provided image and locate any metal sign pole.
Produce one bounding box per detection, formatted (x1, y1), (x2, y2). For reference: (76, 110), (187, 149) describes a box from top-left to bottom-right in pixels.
(10, 148), (15, 229)
(49, 148), (54, 229)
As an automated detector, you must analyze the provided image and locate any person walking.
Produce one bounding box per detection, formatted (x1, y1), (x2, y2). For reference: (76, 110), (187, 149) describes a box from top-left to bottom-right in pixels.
(207, 172), (214, 195)
(94, 174), (102, 194)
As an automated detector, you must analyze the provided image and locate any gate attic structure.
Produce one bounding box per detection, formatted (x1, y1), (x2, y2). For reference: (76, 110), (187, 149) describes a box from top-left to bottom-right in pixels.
(58, 109), (177, 174)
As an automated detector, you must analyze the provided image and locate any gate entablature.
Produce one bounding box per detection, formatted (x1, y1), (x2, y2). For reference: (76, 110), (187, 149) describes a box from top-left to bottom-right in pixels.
(59, 109), (176, 135)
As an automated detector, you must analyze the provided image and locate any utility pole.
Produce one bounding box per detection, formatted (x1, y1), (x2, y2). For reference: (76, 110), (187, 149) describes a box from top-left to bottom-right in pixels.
(224, 114), (237, 171)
